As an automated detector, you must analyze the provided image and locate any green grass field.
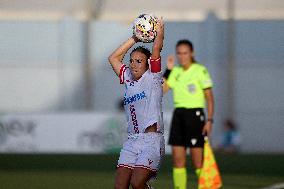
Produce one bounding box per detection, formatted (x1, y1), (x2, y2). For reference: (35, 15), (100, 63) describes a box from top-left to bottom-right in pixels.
(0, 154), (284, 189)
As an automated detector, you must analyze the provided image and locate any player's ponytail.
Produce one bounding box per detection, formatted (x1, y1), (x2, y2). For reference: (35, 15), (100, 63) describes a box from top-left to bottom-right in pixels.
(176, 39), (196, 63)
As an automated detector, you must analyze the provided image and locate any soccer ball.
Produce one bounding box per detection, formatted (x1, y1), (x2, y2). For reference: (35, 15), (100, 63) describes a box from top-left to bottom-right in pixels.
(133, 14), (158, 43)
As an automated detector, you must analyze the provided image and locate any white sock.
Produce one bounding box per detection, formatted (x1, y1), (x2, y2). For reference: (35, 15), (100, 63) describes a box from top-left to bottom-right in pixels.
(146, 184), (153, 189)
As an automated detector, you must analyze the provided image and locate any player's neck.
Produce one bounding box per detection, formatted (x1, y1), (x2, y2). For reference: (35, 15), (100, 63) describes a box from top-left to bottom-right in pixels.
(183, 61), (193, 70)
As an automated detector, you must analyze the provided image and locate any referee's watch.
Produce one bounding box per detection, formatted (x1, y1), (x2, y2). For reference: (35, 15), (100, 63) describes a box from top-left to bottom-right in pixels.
(207, 118), (214, 124)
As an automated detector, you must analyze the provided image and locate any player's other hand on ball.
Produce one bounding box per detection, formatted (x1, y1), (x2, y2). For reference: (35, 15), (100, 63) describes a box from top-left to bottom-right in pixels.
(167, 55), (175, 70)
(132, 35), (140, 43)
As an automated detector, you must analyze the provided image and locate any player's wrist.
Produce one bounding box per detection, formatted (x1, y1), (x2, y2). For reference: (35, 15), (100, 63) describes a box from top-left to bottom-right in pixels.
(207, 118), (214, 124)
(163, 68), (172, 79)
(131, 35), (140, 43)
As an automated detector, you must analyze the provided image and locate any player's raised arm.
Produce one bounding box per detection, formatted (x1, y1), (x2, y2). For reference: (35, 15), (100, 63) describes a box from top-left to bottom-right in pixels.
(150, 18), (164, 73)
(163, 55), (175, 94)
(152, 18), (164, 59)
(108, 36), (139, 76)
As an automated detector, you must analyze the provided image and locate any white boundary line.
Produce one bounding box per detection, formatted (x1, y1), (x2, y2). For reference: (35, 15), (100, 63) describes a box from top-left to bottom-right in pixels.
(260, 183), (284, 189)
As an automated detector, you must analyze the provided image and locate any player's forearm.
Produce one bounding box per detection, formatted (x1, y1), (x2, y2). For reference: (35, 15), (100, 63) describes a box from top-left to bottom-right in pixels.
(151, 18), (164, 59)
(207, 100), (214, 120)
(150, 24), (164, 72)
(205, 89), (214, 120)
(151, 34), (163, 59)
(162, 80), (170, 94)
(108, 36), (137, 76)
(108, 36), (137, 62)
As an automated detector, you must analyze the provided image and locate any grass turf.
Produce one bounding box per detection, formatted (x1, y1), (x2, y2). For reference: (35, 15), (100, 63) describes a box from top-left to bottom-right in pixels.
(0, 154), (284, 189)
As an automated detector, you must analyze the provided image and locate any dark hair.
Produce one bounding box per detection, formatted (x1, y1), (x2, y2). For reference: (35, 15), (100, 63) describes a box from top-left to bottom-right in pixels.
(176, 39), (196, 62)
(130, 46), (151, 60)
(224, 119), (237, 131)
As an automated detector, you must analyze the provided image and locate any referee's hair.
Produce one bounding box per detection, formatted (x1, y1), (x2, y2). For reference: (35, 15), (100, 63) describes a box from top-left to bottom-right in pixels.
(176, 39), (196, 62)
(176, 39), (194, 51)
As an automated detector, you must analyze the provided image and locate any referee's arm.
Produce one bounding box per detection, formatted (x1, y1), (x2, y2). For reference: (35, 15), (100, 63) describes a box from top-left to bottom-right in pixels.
(204, 88), (214, 120)
(162, 80), (170, 94)
(162, 55), (175, 94)
(202, 88), (214, 136)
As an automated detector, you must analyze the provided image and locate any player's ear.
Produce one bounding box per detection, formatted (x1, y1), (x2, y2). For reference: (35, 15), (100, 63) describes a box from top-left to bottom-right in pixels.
(146, 60), (149, 68)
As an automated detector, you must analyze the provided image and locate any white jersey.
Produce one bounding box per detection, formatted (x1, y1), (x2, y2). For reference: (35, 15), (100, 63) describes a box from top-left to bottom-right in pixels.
(119, 59), (164, 134)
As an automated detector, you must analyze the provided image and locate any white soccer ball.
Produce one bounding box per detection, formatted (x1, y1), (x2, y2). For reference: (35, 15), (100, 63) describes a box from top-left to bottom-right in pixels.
(133, 14), (158, 43)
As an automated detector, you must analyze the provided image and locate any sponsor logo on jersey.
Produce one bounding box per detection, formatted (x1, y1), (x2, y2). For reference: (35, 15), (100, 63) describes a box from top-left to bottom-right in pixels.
(130, 81), (135, 86)
(129, 104), (139, 134)
(123, 91), (146, 105)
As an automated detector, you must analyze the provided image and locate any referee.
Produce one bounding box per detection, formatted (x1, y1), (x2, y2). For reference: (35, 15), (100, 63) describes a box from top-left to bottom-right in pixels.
(163, 39), (214, 189)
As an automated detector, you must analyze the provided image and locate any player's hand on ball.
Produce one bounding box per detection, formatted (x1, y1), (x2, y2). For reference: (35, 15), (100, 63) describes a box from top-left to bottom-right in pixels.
(156, 17), (164, 37)
(167, 55), (175, 70)
(202, 121), (212, 136)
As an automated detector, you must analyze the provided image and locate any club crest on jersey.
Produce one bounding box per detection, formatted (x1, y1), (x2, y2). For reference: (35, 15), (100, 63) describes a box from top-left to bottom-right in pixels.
(191, 138), (197, 145)
(123, 91), (146, 105)
(188, 84), (196, 94)
(130, 81), (135, 86)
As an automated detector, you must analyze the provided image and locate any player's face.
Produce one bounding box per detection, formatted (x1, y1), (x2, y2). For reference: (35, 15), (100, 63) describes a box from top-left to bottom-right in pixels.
(176, 44), (194, 66)
(129, 51), (148, 80)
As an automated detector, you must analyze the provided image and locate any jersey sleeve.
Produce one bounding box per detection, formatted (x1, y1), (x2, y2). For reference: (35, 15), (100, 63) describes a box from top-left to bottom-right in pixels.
(149, 57), (163, 86)
(149, 57), (161, 73)
(119, 64), (131, 84)
(198, 66), (213, 89)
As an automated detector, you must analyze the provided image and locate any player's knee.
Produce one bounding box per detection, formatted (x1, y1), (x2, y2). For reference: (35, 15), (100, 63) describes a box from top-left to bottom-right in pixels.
(130, 177), (145, 189)
(114, 178), (129, 189)
(193, 161), (203, 169)
(173, 156), (186, 167)
(191, 157), (203, 169)
(114, 181), (127, 189)
(173, 162), (185, 168)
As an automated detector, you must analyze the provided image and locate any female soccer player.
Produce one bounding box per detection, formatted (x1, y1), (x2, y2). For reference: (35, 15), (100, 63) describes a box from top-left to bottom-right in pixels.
(108, 19), (165, 189)
(163, 39), (214, 189)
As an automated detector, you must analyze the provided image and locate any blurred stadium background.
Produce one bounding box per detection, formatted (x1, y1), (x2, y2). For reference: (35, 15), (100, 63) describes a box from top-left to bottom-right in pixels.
(0, 0), (284, 188)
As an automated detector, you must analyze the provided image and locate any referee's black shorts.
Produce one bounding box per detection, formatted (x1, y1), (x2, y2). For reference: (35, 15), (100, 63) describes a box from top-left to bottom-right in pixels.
(168, 108), (206, 148)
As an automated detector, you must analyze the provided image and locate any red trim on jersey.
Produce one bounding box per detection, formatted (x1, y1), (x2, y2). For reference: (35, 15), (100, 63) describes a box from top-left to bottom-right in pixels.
(117, 164), (157, 173)
(119, 64), (126, 84)
(117, 164), (134, 170)
(149, 57), (161, 73)
(134, 165), (157, 172)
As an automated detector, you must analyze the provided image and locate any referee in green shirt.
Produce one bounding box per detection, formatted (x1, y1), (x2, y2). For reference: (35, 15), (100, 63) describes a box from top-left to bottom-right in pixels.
(163, 39), (214, 189)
